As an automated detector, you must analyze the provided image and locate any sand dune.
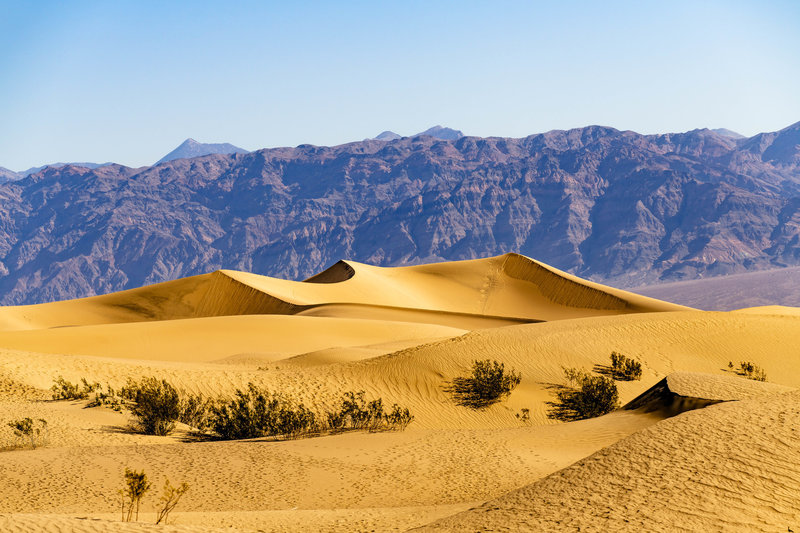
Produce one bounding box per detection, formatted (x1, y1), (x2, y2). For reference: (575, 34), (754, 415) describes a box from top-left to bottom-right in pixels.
(421, 383), (800, 532)
(0, 254), (792, 532)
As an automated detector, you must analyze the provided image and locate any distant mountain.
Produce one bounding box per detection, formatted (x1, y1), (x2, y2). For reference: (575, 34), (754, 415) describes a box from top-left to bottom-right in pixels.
(374, 126), (464, 141)
(374, 131), (402, 141)
(0, 162), (113, 183)
(415, 125), (464, 140)
(156, 138), (248, 165)
(0, 167), (19, 183)
(19, 162), (112, 177)
(2, 122), (800, 304)
(712, 128), (746, 140)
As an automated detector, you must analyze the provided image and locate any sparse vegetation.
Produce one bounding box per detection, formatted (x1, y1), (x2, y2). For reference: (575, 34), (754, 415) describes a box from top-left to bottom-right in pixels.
(209, 383), (318, 440)
(210, 385), (412, 440)
(609, 351), (642, 381)
(123, 377), (181, 436)
(154, 478), (190, 525)
(736, 361), (767, 382)
(547, 368), (619, 421)
(51, 376), (100, 400)
(326, 390), (413, 432)
(446, 359), (522, 409)
(516, 408), (531, 425)
(120, 468), (151, 522)
(6, 417), (48, 449)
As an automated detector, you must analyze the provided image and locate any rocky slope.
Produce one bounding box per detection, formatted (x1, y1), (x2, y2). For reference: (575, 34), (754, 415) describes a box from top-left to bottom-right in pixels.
(0, 122), (799, 304)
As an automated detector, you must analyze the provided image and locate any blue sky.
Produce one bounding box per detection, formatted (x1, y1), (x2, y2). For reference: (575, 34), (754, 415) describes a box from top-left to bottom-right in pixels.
(1, 0), (799, 170)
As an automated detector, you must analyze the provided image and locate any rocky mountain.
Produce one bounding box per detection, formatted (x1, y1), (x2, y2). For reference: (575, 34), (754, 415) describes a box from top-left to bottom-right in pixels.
(0, 121), (799, 304)
(374, 126), (465, 141)
(416, 125), (464, 140)
(712, 128), (745, 140)
(156, 138), (248, 165)
(0, 167), (18, 184)
(374, 131), (402, 141)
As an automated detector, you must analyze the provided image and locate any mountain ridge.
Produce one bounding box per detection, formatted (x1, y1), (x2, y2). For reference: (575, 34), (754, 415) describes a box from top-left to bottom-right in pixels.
(155, 138), (249, 165)
(0, 122), (799, 304)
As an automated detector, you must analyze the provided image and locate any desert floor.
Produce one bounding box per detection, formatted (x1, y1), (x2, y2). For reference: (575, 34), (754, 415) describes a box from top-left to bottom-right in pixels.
(1, 253), (798, 532)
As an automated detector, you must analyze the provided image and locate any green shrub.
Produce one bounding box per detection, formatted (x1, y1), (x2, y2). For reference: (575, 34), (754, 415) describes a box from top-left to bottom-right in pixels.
(547, 368), (619, 421)
(609, 351), (643, 381)
(7, 417), (48, 449)
(446, 359), (522, 409)
(51, 376), (100, 400)
(125, 378), (181, 436)
(737, 361), (767, 381)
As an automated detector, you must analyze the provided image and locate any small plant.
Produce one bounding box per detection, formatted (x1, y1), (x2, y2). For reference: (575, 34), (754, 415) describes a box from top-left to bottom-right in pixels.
(736, 361), (767, 382)
(86, 384), (124, 411)
(120, 468), (151, 522)
(445, 359), (522, 409)
(7, 418), (48, 449)
(125, 378), (181, 435)
(609, 351), (642, 381)
(154, 478), (190, 525)
(547, 368), (619, 421)
(515, 408), (531, 425)
(385, 404), (414, 430)
(51, 376), (100, 400)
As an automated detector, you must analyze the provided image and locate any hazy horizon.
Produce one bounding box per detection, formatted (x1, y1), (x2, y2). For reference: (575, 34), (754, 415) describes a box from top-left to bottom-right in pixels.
(2, 0), (799, 170)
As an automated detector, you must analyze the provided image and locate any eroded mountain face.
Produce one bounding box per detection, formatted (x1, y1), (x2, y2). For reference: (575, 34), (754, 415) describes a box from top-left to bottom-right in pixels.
(0, 123), (799, 304)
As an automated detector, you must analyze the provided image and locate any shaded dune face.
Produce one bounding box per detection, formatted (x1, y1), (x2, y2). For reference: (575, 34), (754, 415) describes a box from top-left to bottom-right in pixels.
(0, 252), (689, 332)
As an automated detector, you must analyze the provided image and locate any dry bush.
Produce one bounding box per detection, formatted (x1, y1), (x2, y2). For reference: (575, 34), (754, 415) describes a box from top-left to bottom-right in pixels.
(6, 417), (48, 449)
(120, 468), (150, 522)
(736, 361), (767, 381)
(155, 479), (190, 525)
(609, 351), (643, 381)
(51, 376), (100, 400)
(123, 378), (181, 436)
(445, 359), (522, 409)
(547, 368), (619, 421)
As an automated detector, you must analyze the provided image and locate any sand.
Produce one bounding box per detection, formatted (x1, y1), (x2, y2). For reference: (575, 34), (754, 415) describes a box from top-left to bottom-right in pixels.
(0, 253), (796, 532)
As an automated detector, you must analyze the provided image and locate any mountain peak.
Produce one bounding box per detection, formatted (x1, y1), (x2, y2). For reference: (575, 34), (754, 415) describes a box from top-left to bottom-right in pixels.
(156, 139), (248, 165)
(712, 128), (746, 140)
(374, 131), (402, 141)
(415, 125), (464, 140)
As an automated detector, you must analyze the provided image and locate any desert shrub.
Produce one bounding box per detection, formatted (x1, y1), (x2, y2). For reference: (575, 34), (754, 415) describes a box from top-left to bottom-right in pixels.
(385, 404), (414, 430)
(86, 384), (124, 411)
(178, 392), (213, 431)
(609, 351), (643, 381)
(155, 478), (190, 525)
(737, 361), (767, 381)
(446, 359), (522, 409)
(7, 417), (48, 449)
(209, 383), (318, 440)
(326, 391), (413, 432)
(120, 468), (150, 522)
(547, 368), (619, 421)
(125, 377), (181, 436)
(51, 376), (100, 400)
(515, 408), (531, 425)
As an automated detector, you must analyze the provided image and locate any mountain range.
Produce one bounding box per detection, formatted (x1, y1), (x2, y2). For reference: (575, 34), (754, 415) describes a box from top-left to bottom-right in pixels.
(0, 121), (799, 304)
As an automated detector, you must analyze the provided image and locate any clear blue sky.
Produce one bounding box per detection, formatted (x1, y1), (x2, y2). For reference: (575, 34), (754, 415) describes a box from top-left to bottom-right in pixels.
(1, 0), (799, 170)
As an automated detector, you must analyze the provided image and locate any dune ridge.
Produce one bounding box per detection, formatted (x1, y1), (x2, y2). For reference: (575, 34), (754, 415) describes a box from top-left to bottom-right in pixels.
(2, 253), (794, 532)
